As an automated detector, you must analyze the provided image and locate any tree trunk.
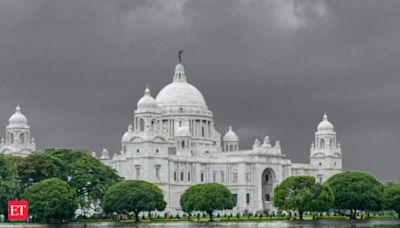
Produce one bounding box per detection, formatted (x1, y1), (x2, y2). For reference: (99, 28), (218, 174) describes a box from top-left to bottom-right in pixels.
(4, 207), (9, 223)
(397, 211), (400, 219)
(207, 210), (214, 222)
(350, 210), (357, 219)
(134, 211), (140, 222)
(299, 211), (304, 220)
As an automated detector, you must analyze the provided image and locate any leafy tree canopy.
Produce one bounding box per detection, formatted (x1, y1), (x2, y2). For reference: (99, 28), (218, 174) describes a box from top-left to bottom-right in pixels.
(44, 148), (122, 211)
(16, 153), (67, 188)
(383, 184), (400, 218)
(0, 154), (20, 221)
(22, 178), (77, 223)
(273, 176), (334, 219)
(103, 180), (166, 222)
(180, 183), (234, 221)
(326, 171), (384, 219)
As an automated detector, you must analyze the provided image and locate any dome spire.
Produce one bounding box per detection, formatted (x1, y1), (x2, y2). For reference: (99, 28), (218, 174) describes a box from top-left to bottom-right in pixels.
(16, 104), (21, 113)
(173, 50), (187, 83)
(145, 84), (151, 96)
(323, 112), (328, 121)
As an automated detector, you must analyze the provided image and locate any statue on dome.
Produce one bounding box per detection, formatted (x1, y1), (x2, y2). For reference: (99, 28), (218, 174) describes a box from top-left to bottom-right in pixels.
(178, 49), (183, 62)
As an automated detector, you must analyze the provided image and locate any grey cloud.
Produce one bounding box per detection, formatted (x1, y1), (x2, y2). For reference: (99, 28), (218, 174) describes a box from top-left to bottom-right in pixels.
(0, 0), (399, 180)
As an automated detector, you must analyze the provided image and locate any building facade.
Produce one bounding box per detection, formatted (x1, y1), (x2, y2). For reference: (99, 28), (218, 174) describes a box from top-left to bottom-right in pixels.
(101, 62), (343, 213)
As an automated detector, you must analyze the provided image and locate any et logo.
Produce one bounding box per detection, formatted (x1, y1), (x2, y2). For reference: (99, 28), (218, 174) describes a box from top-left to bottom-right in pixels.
(8, 200), (28, 221)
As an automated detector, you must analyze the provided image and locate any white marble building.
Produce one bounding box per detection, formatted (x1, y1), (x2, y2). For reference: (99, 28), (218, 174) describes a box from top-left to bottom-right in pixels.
(101, 62), (343, 213)
(0, 105), (35, 157)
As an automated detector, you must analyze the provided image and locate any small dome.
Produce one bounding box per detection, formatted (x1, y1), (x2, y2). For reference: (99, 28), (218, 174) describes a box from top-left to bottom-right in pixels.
(317, 112), (334, 132)
(137, 86), (158, 110)
(122, 124), (134, 141)
(9, 105), (28, 127)
(223, 126), (239, 142)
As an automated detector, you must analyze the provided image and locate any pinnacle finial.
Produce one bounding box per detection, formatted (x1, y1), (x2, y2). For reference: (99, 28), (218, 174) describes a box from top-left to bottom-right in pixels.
(144, 84), (150, 96)
(323, 112), (328, 120)
(229, 126), (232, 131)
(128, 123), (133, 131)
(16, 104), (21, 113)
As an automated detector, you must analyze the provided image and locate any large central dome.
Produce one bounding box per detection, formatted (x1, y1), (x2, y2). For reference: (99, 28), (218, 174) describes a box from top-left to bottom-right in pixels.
(156, 63), (207, 108)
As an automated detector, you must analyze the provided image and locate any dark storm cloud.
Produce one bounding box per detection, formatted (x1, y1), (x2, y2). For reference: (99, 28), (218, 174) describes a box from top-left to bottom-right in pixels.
(0, 0), (399, 180)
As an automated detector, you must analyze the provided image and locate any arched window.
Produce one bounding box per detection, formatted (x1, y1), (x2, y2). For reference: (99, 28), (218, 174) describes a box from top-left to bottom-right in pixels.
(201, 127), (205, 137)
(136, 149), (140, 153)
(181, 141), (185, 149)
(20, 133), (25, 144)
(10, 133), (14, 144)
(139, 118), (145, 131)
(151, 119), (155, 131)
(265, 174), (269, 182)
(320, 139), (325, 148)
(230, 145), (233, 151)
(265, 193), (270, 201)
(225, 145), (228, 151)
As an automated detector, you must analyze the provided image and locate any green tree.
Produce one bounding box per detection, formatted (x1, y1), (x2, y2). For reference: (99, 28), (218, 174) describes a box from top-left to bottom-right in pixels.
(0, 155), (20, 222)
(22, 178), (77, 223)
(44, 148), (121, 213)
(326, 171), (383, 219)
(273, 176), (333, 219)
(180, 183), (234, 221)
(103, 180), (166, 222)
(16, 153), (67, 188)
(383, 184), (400, 218)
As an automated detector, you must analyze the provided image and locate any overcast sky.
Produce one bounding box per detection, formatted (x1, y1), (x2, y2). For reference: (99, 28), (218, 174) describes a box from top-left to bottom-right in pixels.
(0, 0), (399, 181)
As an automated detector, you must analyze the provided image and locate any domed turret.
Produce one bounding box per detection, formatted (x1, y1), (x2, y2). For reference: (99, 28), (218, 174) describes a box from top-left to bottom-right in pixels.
(223, 126), (239, 152)
(223, 126), (239, 142)
(137, 85), (158, 111)
(122, 124), (134, 142)
(310, 112), (342, 182)
(1, 104), (35, 157)
(317, 112), (334, 132)
(9, 105), (28, 127)
(100, 148), (110, 160)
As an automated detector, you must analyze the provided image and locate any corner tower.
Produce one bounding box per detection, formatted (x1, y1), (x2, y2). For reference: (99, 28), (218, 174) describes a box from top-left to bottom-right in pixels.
(0, 105), (36, 157)
(310, 113), (342, 182)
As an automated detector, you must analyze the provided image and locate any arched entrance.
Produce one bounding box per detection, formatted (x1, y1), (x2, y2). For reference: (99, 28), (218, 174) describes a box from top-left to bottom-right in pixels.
(261, 168), (275, 210)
